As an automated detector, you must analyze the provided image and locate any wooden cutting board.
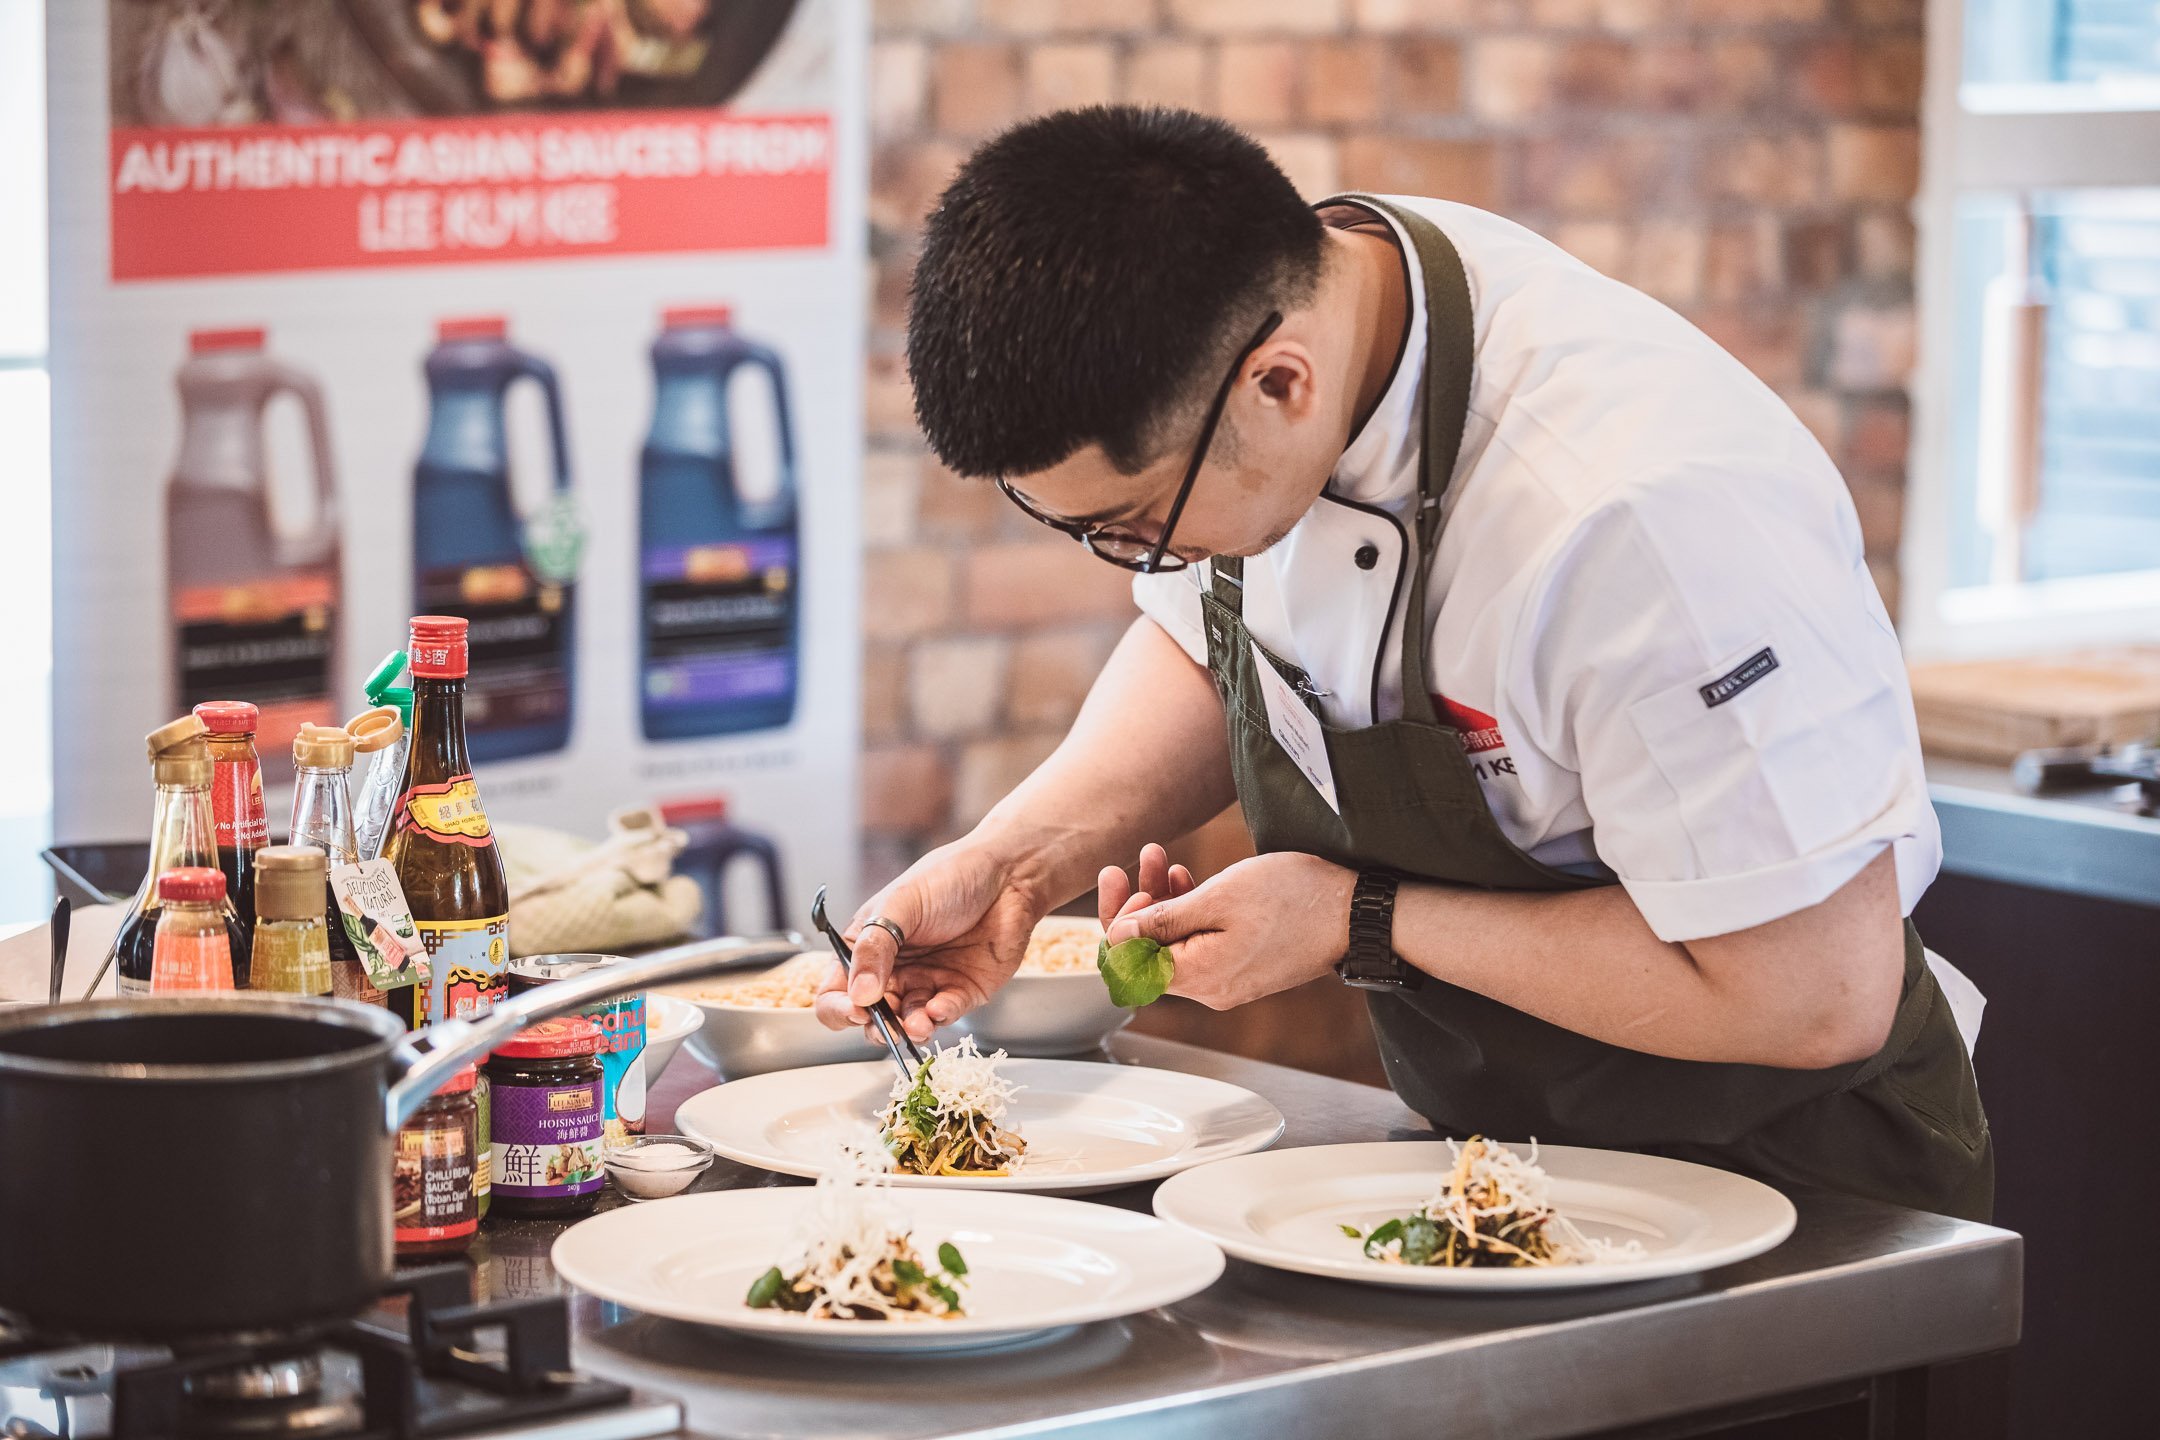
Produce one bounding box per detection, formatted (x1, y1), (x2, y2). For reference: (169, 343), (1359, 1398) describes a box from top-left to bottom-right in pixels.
(1908, 650), (2160, 762)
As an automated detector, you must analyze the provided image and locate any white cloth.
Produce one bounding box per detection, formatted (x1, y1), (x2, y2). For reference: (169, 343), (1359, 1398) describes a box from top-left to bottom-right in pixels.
(1136, 194), (1943, 944)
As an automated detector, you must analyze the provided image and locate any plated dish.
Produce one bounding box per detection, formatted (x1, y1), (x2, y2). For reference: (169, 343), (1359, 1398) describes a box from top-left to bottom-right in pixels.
(550, 1178), (1225, 1352)
(677, 1057), (1285, 1195)
(744, 1150), (972, 1320)
(1340, 1137), (1644, 1269)
(1153, 1141), (1795, 1291)
(878, 1037), (1028, 1177)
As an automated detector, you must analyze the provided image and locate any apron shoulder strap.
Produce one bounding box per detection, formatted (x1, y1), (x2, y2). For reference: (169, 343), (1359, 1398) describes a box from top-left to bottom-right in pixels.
(1317, 194), (1476, 727)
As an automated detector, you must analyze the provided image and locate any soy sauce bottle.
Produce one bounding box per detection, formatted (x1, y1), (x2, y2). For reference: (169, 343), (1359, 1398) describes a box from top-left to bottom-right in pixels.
(195, 700), (268, 984)
(380, 616), (510, 1028)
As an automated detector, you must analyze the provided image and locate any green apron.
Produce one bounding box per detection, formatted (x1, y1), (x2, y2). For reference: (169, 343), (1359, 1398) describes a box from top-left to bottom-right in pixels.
(1199, 196), (1994, 1221)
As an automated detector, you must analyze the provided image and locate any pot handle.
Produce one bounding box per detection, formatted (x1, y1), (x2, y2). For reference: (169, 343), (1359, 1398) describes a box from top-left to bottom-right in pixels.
(383, 933), (806, 1132)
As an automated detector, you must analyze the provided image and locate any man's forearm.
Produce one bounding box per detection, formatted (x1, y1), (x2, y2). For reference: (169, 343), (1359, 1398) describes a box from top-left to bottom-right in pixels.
(975, 616), (1236, 908)
(1387, 851), (1906, 1069)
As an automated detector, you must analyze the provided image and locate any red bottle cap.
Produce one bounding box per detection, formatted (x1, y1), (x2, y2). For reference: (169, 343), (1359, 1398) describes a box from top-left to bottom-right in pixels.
(193, 701), (261, 735)
(433, 1064), (478, 1097)
(658, 795), (729, 825)
(407, 616), (470, 679)
(189, 328), (265, 354)
(662, 305), (733, 329)
(492, 1017), (603, 1059)
(437, 316), (506, 342)
(157, 867), (228, 904)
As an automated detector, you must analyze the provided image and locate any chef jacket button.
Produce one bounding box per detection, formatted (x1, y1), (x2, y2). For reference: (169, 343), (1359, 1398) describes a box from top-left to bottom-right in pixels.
(1354, 543), (1380, 570)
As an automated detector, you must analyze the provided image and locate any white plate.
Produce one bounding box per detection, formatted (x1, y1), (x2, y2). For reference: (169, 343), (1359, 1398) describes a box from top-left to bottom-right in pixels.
(677, 1059), (1285, 1195)
(1152, 1141), (1795, 1291)
(550, 1187), (1224, 1352)
(640, 993), (703, 1081)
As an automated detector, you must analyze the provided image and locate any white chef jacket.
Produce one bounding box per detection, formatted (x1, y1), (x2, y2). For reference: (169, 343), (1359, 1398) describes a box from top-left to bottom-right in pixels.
(1135, 194), (1943, 946)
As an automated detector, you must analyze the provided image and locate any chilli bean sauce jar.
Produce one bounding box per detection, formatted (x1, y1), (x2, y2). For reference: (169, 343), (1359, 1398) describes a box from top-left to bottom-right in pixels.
(393, 1065), (479, 1257)
(486, 1018), (606, 1219)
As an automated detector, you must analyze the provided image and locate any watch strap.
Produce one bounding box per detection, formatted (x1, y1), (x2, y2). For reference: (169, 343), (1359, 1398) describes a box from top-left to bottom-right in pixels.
(1336, 869), (1419, 991)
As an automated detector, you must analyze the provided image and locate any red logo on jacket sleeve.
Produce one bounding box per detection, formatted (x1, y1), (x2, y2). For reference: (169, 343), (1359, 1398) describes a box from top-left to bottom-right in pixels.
(1435, 696), (1508, 754)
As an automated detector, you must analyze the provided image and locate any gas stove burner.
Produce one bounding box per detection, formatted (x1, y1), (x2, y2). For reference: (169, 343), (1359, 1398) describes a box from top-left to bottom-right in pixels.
(179, 1351), (363, 1438)
(0, 1268), (680, 1440)
(187, 1351), (324, 1403)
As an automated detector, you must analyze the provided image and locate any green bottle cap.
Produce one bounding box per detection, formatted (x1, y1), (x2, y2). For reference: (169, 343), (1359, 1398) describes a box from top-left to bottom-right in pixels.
(363, 650), (414, 725)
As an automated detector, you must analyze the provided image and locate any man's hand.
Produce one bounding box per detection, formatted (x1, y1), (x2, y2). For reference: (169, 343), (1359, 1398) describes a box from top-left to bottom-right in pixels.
(1106, 851), (1355, 1009)
(812, 840), (1046, 1043)
(1094, 842), (1194, 929)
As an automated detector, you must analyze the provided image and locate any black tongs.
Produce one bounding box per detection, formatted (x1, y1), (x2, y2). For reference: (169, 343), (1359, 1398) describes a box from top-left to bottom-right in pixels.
(811, 885), (923, 1084)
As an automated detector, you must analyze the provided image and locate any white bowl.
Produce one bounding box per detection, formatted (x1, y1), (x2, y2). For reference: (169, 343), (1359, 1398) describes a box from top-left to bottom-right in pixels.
(641, 993), (703, 1082)
(659, 982), (937, 1079)
(954, 970), (1131, 1057)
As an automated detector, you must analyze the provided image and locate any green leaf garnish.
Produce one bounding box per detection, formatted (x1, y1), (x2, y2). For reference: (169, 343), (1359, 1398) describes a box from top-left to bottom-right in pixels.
(1399, 1216), (1441, 1267)
(745, 1266), (786, 1308)
(928, 1280), (962, 1311)
(938, 1241), (969, 1276)
(892, 1258), (926, 1286)
(1360, 1217), (1404, 1258)
(1338, 1224), (1364, 1239)
(1098, 936), (1176, 1008)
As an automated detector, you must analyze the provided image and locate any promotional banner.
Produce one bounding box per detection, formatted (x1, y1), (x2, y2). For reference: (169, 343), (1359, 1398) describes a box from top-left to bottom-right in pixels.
(48, 0), (865, 942)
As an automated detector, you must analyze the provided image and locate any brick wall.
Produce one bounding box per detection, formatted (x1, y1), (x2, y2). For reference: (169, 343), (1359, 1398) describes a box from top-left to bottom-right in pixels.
(861, 0), (1924, 888)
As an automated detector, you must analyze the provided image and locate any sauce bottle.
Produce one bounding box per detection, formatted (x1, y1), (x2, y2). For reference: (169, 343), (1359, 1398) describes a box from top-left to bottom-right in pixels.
(166, 326), (341, 783)
(381, 615), (510, 1028)
(289, 721), (373, 1002)
(113, 716), (243, 998)
(412, 317), (576, 762)
(638, 305), (799, 740)
(194, 700), (268, 984)
(350, 651), (414, 861)
(150, 867), (236, 993)
(250, 845), (332, 996)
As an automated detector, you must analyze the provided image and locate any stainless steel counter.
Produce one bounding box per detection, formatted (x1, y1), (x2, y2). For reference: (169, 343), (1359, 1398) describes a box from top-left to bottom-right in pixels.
(468, 1036), (2022, 1440)
(1928, 756), (2160, 910)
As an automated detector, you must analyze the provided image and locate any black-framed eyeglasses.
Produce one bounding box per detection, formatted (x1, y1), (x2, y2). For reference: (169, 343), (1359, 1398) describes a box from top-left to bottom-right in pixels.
(997, 311), (1285, 574)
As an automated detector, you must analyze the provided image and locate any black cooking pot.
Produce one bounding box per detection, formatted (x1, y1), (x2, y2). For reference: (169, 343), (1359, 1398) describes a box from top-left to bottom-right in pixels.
(0, 936), (799, 1339)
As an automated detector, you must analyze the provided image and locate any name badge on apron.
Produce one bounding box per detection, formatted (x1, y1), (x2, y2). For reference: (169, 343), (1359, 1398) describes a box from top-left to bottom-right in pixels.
(1251, 640), (1340, 814)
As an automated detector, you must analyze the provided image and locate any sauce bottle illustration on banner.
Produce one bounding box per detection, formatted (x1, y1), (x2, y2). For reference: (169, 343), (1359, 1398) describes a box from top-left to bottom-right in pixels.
(638, 306), (800, 740)
(166, 327), (341, 780)
(413, 317), (580, 762)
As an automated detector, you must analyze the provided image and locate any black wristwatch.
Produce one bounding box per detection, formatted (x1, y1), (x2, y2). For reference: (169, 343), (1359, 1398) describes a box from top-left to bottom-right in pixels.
(1335, 869), (1420, 992)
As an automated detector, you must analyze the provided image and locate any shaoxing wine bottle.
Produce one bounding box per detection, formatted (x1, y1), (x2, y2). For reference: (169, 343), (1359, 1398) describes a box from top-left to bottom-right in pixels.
(381, 615), (509, 1028)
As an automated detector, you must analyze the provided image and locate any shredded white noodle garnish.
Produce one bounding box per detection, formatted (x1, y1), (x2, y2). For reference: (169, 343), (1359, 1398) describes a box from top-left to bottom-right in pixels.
(1346, 1137), (1647, 1269)
(878, 1036), (1028, 1176)
(743, 1147), (970, 1320)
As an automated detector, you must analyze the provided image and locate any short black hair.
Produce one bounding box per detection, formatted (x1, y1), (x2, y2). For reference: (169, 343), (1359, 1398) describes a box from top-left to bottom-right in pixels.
(906, 106), (1326, 479)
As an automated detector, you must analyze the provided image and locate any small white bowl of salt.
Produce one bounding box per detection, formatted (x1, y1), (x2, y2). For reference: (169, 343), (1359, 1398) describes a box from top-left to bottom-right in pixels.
(603, 1134), (716, 1201)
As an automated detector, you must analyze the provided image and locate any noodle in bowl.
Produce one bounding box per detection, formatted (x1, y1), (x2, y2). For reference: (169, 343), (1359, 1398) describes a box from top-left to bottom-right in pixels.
(662, 916), (1130, 1075)
(956, 916), (1133, 1058)
(663, 953), (902, 1078)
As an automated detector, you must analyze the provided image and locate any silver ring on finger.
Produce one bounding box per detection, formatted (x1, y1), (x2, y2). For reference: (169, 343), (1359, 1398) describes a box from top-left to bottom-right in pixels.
(862, 916), (906, 950)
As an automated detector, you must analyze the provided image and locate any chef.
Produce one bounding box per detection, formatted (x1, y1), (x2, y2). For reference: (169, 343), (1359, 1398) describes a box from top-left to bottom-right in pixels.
(820, 105), (1991, 1220)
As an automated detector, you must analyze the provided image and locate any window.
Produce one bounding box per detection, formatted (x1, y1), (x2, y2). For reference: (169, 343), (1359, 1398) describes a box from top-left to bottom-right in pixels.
(1906, 1), (2160, 657)
(0, 0), (51, 927)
